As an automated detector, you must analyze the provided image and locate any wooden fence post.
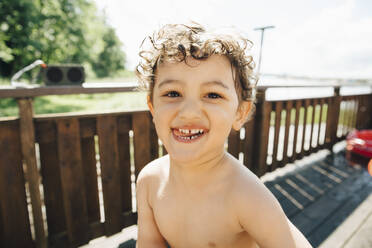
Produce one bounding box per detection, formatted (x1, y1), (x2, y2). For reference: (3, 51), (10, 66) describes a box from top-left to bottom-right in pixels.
(17, 98), (47, 248)
(97, 116), (123, 236)
(251, 88), (270, 176)
(57, 118), (90, 245)
(132, 112), (154, 178)
(356, 91), (372, 129)
(325, 86), (341, 151)
(368, 91), (372, 128)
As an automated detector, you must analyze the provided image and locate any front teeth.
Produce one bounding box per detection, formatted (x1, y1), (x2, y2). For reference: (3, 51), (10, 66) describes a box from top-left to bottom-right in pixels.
(179, 129), (190, 134)
(179, 129), (204, 134)
(179, 135), (199, 140)
(191, 129), (204, 134)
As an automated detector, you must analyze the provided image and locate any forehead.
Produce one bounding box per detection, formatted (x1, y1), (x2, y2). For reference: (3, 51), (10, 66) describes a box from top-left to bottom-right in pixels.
(154, 55), (235, 87)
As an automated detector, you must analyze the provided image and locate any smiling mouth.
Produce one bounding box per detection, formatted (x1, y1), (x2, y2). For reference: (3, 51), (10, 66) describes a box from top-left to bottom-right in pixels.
(172, 128), (208, 143)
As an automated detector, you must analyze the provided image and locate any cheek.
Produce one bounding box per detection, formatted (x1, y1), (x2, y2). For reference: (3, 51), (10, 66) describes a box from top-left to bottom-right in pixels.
(152, 104), (177, 132)
(153, 103), (177, 118)
(207, 103), (238, 124)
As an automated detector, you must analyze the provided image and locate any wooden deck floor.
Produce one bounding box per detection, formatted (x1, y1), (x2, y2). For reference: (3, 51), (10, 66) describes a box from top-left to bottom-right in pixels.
(80, 144), (372, 248)
(266, 148), (372, 247)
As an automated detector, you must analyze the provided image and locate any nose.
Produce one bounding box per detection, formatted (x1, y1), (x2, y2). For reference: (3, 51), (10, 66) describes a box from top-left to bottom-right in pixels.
(178, 97), (203, 121)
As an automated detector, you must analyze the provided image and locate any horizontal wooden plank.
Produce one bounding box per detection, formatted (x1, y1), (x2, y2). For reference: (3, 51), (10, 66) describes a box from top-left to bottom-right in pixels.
(34, 110), (147, 121)
(0, 116), (19, 122)
(0, 83), (137, 98)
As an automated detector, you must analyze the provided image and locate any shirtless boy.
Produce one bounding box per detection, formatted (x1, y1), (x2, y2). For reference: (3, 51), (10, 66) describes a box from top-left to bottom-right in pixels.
(135, 23), (312, 248)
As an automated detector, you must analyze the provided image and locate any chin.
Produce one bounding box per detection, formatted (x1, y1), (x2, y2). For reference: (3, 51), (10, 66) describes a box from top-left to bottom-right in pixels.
(165, 144), (225, 167)
(166, 149), (205, 164)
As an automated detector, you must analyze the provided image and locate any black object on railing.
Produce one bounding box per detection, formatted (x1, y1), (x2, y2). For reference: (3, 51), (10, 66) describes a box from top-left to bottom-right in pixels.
(41, 64), (85, 86)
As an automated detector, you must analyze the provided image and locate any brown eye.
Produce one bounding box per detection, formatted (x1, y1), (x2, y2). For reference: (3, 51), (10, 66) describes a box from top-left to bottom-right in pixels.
(164, 91), (180, 97)
(207, 93), (222, 99)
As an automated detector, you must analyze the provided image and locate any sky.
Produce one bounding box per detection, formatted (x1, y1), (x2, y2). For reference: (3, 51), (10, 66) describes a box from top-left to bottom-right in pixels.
(94, 0), (372, 79)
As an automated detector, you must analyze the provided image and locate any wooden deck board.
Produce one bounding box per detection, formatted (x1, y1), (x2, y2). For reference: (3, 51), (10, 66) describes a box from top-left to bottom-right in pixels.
(80, 149), (372, 248)
(342, 207), (372, 248)
(319, 191), (372, 248)
(317, 182), (372, 247)
(291, 170), (365, 241)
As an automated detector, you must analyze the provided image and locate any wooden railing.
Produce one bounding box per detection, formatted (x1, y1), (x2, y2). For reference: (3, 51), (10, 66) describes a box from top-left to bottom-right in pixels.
(230, 86), (372, 177)
(0, 84), (371, 248)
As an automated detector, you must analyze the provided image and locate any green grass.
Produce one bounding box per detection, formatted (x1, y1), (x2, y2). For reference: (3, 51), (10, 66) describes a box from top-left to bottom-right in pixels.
(87, 70), (136, 83)
(268, 104), (357, 127)
(0, 98), (19, 116)
(0, 73), (357, 125)
(270, 105), (329, 126)
(0, 72), (146, 117)
(0, 91), (148, 117)
(0, 78), (9, 85)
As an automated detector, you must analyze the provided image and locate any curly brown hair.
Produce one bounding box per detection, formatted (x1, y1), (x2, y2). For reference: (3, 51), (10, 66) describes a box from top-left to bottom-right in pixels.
(136, 22), (257, 106)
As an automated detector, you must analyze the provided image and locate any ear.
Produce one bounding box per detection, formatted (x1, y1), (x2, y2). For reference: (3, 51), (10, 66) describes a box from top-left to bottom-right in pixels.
(147, 95), (155, 117)
(232, 101), (252, 131)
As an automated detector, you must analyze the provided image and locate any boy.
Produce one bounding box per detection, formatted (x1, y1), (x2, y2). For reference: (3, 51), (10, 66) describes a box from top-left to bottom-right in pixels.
(135, 23), (312, 248)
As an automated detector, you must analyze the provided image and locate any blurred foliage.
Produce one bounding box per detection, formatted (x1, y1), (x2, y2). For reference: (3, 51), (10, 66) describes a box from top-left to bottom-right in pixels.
(0, 92), (148, 117)
(0, 0), (126, 79)
(92, 27), (126, 77)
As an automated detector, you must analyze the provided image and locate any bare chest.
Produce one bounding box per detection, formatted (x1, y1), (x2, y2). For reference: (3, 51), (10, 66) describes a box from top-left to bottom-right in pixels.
(151, 186), (256, 248)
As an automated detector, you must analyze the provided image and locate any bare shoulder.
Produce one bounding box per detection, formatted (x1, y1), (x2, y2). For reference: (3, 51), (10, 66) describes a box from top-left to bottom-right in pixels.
(136, 155), (169, 184)
(225, 154), (269, 201)
(226, 153), (285, 220)
(136, 156), (169, 247)
(136, 155), (169, 205)
(226, 154), (312, 247)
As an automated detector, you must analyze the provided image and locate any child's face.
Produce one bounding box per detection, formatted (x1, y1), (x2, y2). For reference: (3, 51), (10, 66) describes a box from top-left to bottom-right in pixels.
(148, 55), (250, 164)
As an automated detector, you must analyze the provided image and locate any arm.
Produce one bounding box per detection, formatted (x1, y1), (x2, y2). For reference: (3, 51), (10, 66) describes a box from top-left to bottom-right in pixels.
(234, 175), (313, 248)
(136, 171), (168, 248)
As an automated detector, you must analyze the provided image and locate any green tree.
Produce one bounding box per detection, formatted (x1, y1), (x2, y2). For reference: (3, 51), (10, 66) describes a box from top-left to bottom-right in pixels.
(0, 0), (126, 79)
(0, 0), (38, 77)
(92, 27), (125, 77)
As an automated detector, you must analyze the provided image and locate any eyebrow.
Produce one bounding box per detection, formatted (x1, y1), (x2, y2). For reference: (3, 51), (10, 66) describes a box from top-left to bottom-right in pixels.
(158, 79), (182, 89)
(203, 80), (229, 89)
(158, 79), (229, 89)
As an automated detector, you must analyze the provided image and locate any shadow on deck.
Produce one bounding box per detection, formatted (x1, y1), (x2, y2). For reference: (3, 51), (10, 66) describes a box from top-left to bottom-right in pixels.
(264, 145), (372, 247)
(82, 144), (372, 248)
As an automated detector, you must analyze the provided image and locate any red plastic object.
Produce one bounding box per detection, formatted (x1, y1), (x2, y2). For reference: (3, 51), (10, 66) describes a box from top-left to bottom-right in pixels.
(346, 129), (372, 158)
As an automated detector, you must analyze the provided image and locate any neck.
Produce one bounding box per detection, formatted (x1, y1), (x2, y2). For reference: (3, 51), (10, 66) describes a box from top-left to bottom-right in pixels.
(168, 148), (227, 188)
